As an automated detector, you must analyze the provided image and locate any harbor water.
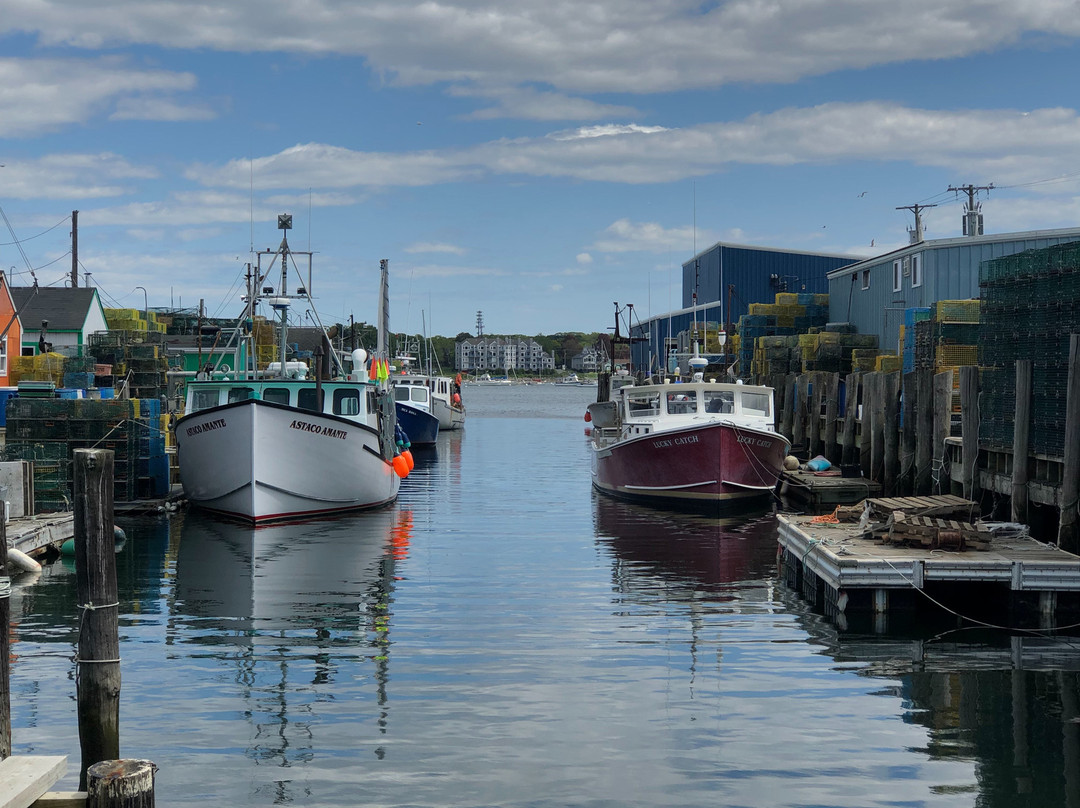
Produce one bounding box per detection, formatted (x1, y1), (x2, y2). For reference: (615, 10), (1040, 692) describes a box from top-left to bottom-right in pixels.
(8, 384), (1080, 807)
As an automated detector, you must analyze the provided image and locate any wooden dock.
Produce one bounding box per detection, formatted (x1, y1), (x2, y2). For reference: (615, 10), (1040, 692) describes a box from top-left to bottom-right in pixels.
(779, 468), (881, 507)
(776, 494), (1080, 628)
(7, 513), (74, 559)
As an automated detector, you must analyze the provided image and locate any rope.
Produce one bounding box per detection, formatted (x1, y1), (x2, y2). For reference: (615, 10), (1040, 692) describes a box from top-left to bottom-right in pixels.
(78, 601), (120, 611)
(0, 575), (9, 599)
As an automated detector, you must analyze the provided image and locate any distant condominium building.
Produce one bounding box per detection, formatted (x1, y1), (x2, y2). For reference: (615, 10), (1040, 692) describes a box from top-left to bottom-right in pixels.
(455, 336), (554, 372)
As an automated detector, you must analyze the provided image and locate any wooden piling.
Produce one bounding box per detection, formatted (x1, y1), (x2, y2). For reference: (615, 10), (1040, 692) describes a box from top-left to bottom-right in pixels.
(1059, 335), (1080, 550)
(809, 373), (823, 458)
(780, 373), (796, 441)
(915, 368), (934, 495)
(901, 371), (917, 496)
(859, 373), (874, 478)
(87, 759), (155, 808)
(73, 449), (120, 791)
(960, 365), (980, 502)
(868, 373), (885, 483)
(823, 372), (840, 464)
(932, 370), (954, 495)
(792, 374), (806, 454)
(1012, 359), (1033, 524)
(883, 372), (900, 496)
(1, 515), (9, 760)
(840, 372), (859, 466)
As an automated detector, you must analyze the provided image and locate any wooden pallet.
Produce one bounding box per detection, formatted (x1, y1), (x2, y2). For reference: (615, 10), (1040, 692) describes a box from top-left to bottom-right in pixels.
(866, 494), (976, 520)
(883, 514), (992, 551)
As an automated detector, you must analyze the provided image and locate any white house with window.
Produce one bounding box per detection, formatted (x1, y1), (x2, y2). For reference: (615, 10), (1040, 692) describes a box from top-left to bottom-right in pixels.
(827, 226), (1080, 352)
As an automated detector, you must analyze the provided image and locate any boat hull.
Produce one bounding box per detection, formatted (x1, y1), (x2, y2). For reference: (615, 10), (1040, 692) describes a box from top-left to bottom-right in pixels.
(591, 421), (789, 512)
(176, 400), (400, 523)
(395, 402), (440, 445)
(432, 397), (465, 430)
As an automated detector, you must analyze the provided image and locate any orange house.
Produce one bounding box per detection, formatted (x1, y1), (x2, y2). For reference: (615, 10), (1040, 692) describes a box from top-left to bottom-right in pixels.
(0, 271), (20, 387)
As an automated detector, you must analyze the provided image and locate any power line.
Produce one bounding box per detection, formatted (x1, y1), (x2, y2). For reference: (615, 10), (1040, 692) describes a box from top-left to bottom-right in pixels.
(0, 215), (71, 246)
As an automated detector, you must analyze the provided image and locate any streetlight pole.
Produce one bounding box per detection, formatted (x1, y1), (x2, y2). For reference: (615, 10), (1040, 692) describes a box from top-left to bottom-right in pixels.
(133, 286), (148, 323)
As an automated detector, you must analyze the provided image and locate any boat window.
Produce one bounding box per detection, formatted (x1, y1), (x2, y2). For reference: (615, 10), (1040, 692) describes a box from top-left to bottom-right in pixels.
(366, 389), (377, 415)
(263, 387), (290, 405)
(411, 387), (428, 403)
(666, 391), (698, 415)
(297, 388), (320, 412)
(704, 390), (734, 413)
(626, 391), (660, 417)
(739, 391), (770, 417)
(334, 388), (360, 416)
(190, 389), (220, 412)
(227, 387), (256, 403)
(393, 386), (410, 402)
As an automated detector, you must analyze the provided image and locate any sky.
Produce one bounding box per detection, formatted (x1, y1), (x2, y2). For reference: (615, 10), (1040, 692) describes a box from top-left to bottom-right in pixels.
(1, 2), (1080, 339)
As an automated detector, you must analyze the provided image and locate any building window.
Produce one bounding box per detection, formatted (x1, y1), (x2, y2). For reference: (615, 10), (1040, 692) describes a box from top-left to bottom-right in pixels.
(911, 253), (923, 288)
(861, 269), (871, 290)
(0, 335), (6, 374)
(893, 260), (902, 292)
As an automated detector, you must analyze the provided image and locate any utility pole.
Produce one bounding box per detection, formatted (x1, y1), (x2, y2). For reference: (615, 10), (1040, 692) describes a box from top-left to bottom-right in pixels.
(70, 209), (78, 287)
(896, 202), (936, 244)
(947, 183), (994, 237)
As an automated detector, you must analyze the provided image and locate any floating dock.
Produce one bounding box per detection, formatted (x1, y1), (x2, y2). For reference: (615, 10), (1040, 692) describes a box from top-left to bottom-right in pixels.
(779, 468), (881, 507)
(7, 513), (74, 558)
(777, 495), (1080, 629)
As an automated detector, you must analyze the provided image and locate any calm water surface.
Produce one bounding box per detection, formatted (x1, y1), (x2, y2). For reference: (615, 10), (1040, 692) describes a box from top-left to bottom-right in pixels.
(9, 384), (1080, 806)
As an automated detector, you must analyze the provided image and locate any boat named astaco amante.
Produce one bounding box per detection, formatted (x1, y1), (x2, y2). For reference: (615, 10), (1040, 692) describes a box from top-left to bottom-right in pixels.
(586, 356), (790, 512)
(175, 215), (406, 523)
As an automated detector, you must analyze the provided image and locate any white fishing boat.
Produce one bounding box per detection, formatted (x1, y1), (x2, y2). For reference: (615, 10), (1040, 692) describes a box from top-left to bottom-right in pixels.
(175, 215), (406, 523)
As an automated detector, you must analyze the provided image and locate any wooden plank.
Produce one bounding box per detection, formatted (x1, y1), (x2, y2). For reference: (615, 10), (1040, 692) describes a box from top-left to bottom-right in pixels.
(883, 372), (900, 496)
(0, 756), (67, 808)
(1013, 359), (1032, 524)
(932, 369), (954, 496)
(901, 371), (917, 495)
(31, 794), (87, 808)
(960, 366), (980, 502)
(915, 368), (933, 495)
(841, 372), (860, 466)
(823, 372), (840, 463)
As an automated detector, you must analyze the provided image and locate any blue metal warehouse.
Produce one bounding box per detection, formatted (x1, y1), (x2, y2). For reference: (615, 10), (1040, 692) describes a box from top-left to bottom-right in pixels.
(629, 241), (858, 373)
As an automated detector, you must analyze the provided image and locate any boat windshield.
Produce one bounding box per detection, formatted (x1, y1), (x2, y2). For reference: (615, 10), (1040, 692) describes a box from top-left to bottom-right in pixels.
(665, 391), (698, 415)
(626, 391), (661, 416)
(739, 391), (771, 417)
(704, 390), (734, 413)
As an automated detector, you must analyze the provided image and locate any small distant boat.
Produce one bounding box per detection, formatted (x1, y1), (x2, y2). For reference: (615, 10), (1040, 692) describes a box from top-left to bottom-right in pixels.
(556, 373), (589, 386)
(469, 373), (512, 386)
(175, 217), (405, 524)
(586, 356), (789, 512)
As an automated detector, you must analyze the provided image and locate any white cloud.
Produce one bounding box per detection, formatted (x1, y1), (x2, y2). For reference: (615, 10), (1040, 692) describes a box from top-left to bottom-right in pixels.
(576, 253), (593, 264)
(0, 153), (158, 200)
(0, 57), (199, 136)
(453, 85), (639, 122)
(591, 219), (709, 253)
(405, 242), (468, 255)
(6, 1), (1077, 95)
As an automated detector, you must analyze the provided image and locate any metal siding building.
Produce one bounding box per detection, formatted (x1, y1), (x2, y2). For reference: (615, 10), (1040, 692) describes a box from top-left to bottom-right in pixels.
(681, 242), (858, 318)
(828, 227), (1080, 352)
(629, 242), (859, 372)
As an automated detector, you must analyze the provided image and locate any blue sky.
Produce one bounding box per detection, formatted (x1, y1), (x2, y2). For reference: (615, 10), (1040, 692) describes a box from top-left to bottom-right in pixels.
(1, 2), (1079, 338)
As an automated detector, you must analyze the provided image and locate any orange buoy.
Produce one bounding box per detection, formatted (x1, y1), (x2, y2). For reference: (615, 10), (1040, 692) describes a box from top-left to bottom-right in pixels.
(584, 411), (592, 422)
(452, 392), (461, 404)
(402, 449), (415, 470)
(392, 454), (409, 478)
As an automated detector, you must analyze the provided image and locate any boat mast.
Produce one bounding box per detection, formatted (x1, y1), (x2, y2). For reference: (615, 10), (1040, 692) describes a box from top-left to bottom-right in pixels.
(276, 214), (292, 374)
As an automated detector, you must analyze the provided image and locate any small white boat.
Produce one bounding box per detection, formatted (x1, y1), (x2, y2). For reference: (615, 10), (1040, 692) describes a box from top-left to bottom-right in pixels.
(175, 217), (405, 523)
(469, 373), (512, 386)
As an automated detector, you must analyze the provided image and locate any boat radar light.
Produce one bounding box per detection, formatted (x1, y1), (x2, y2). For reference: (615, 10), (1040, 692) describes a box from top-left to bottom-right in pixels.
(262, 286), (274, 294)
(269, 297), (290, 310)
(296, 287), (307, 296)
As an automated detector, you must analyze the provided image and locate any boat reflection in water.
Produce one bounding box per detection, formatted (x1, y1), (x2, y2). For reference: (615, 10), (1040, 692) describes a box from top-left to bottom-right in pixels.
(173, 507), (412, 801)
(592, 494), (780, 597)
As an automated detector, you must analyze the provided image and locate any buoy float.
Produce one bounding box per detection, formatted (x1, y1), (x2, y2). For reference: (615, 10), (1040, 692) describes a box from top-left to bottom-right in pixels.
(584, 411), (592, 422)
(61, 537), (76, 556)
(452, 393), (461, 404)
(8, 547), (41, 573)
(402, 449), (415, 471)
(392, 454), (410, 478)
